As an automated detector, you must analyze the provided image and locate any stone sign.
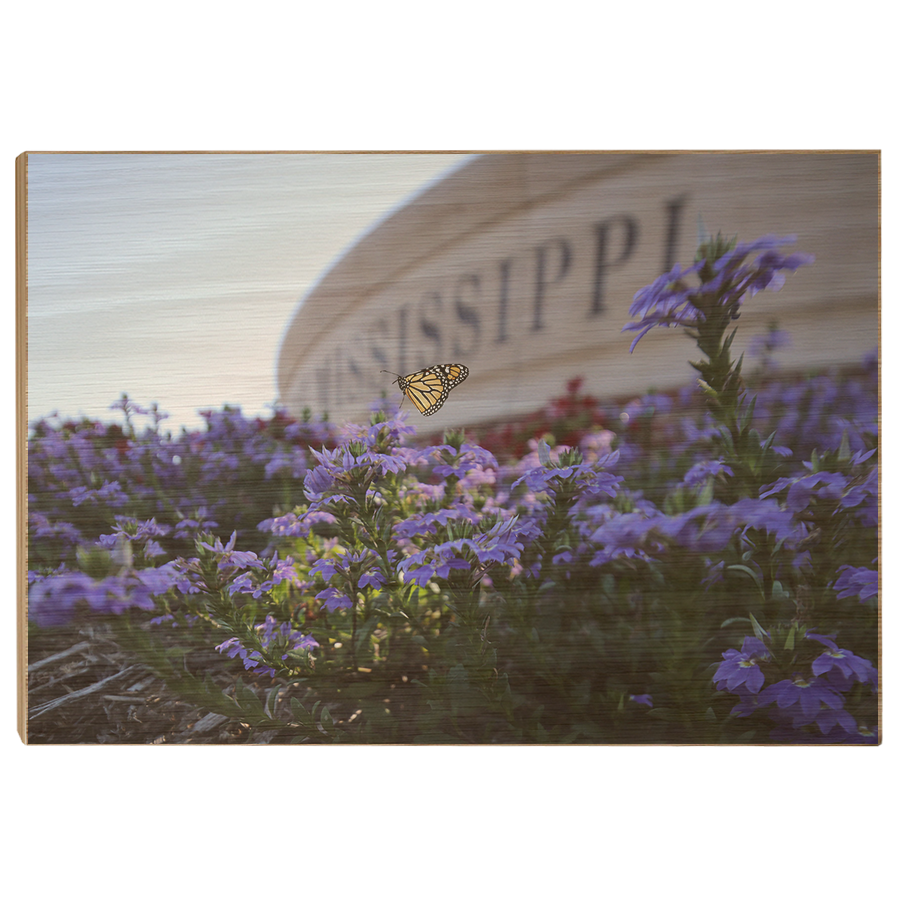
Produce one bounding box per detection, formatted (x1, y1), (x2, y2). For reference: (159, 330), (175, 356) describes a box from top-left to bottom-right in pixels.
(277, 152), (878, 426)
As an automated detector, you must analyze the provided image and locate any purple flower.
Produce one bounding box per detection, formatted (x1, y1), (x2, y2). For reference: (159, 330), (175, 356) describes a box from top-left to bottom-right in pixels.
(623, 262), (706, 352)
(230, 555), (302, 598)
(260, 509), (338, 537)
(727, 685), (764, 718)
(310, 549), (387, 594)
(215, 637), (277, 678)
(397, 515), (524, 587)
(511, 447), (621, 504)
(28, 570), (103, 627)
(812, 707), (860, 736)
(393, 505), (480, 540)
(263, 447), (308, 480)
(68, 481), (129, 507)
(28, 512), (83, 547)
(315, 586), (354, 611)
(28, 563), (180, 627)
(255, 614), (318, 655)
(807, 633), (877, 689)
(624, 235), (813, 352)
(757, 675), (845, 728)
(682, 459), (734, 487)
(629, 694), (653, 707)
(589, 510), (665, 566)
(713, 636), (772, 694)
(832, 565), (878, 603)
(303, 455), (351, 507)
(659, 498), (800, 554)
(398, 549), (471, 588)
(432, 443), (498, 478)
(759, 471), (848, 512)
(759, 467), (876, 521)
(173, 510), (220, 540)
(198, 531), (238, 554)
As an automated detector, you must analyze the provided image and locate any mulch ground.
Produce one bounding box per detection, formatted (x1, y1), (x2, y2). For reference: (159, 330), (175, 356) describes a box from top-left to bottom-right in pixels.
(25, 622), (287, 744)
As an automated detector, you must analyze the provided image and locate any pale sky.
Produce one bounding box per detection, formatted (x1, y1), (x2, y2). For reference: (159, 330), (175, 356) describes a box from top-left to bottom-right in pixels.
(26, 152), (471, 432)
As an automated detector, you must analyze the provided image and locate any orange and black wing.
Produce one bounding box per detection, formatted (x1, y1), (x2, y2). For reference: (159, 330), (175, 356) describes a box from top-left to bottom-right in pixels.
(397, 364), (469, 416)
(398, 369), (450, 416)
(432, 364), (469, 388)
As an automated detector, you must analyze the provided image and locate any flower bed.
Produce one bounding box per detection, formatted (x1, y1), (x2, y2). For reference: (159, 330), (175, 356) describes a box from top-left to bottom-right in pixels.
(26, 234), (879, 743)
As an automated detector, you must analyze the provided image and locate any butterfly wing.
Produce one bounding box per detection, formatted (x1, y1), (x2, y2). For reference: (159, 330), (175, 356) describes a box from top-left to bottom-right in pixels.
(393, 364), (469, 416)
(399, 369), (450, 416)
(434, 364), (469, 387)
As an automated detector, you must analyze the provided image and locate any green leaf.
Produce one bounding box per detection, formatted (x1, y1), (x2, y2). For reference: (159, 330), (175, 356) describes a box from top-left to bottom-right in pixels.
(810, 448), (820, 473)
(783, 625), (796, 651)
(283, 648), (312, 667)
(748, 611), (769, 643)
(264, 683), (282, 719)
(727, 564), (763, 592)
(838, 429), (851, 463)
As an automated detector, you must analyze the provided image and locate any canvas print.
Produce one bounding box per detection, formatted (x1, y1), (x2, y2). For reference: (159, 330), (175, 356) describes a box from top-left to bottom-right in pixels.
(19, 151), (879, 744)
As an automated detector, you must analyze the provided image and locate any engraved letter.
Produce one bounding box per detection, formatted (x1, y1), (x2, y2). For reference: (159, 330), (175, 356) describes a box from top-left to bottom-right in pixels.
(662, 194), (689, 274)
(533, 238), (572, 331)
(592, 215), (639, 315)
(453, 274), (481, 356)
(418, 291), (443, 365)
(495, 257), (514, 344)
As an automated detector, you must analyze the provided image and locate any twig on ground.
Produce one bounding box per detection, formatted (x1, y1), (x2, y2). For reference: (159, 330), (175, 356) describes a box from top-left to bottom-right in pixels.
(27, 642), (92, 673)
(29, 666), (144, 719)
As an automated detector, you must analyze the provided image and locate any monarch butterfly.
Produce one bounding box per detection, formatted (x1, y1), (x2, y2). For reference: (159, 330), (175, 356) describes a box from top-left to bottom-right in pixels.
(381, 364), (469, 416)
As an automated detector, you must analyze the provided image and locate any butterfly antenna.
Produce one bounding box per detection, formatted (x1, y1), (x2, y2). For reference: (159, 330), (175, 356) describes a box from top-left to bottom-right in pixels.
(380, 370), (405, 408)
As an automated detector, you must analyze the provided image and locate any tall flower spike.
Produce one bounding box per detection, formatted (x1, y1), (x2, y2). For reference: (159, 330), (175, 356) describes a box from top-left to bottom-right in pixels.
(623, 235), (814, 353)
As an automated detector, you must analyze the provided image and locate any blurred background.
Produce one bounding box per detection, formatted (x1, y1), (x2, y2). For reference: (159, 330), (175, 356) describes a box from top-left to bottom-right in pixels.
(25, 152), (877, 436)
(25, 152), (470, 431)
(277, 152), (878, 427)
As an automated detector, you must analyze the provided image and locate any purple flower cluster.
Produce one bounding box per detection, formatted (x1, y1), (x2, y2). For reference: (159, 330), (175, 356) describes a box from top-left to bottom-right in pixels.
(311, 549), (389, 610)
(588, 496), (801, 568)
(512, 456), (621, 504)
(29, 563), (181, 628)
(392, 504), (481, 541)
(713, 632), (877, 742)
(681, 459), (734, 488)
(432, 442), (499, 492)
(229, 555), (302, 599)
(25, 237), (877, 742)
(832, 565), (878, 603)
(303, 426), (420, 510)
(27, 402), (339, 574)
(760, 456), (877, 528)
(398, 516), (525, 588)
(509, 442), (622, 520)
(216, 615), (318, 678)
(623, 235), (814, 352)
